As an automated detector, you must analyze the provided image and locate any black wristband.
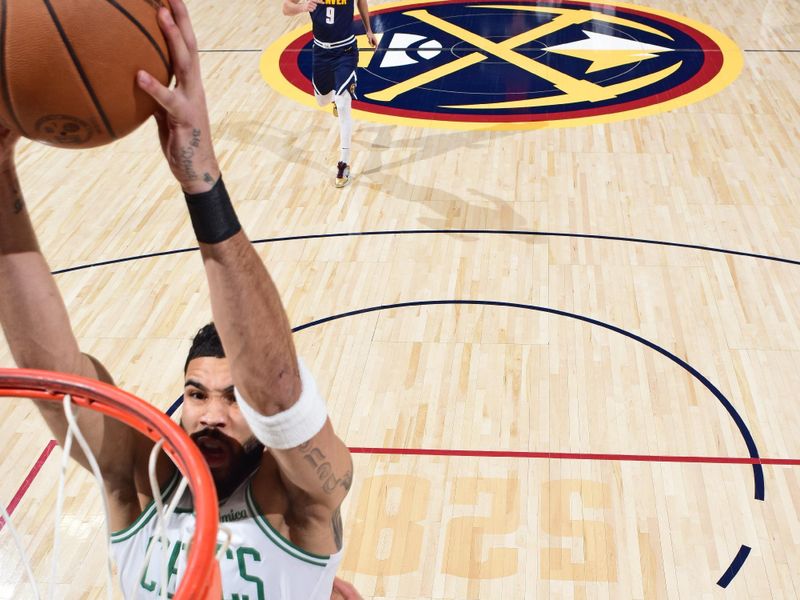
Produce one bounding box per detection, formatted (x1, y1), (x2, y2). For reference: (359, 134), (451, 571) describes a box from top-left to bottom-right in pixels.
(184, 176), (242, 244)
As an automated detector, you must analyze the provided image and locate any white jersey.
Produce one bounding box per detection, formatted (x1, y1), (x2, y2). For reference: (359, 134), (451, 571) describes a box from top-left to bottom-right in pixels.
(110, 471), (342, 600)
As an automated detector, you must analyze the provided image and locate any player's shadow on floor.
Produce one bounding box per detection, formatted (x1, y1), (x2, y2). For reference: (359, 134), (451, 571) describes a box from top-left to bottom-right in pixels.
(358, 124), (508, 176)
(223, 115), (331, 174)
(358, 126), (530, 237)
(222, 117), (531, 240)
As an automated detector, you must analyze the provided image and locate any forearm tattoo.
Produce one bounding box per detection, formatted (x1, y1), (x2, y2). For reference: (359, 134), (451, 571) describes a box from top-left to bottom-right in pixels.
(178, 128), (203, 181)
(299, 441), (353, 495)
(331, 507), (343, 550)
(2, 173), (24, 214)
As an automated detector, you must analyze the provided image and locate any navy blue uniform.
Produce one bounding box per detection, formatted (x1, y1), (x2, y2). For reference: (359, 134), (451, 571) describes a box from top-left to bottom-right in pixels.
(310, 0), (358, 97)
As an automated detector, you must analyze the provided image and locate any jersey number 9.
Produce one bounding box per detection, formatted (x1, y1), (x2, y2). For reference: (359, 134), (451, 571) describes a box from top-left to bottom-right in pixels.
(326, 6), (335, 23)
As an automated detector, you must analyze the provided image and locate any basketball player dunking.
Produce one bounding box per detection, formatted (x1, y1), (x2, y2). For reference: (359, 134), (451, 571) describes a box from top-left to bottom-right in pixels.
(0, 1), (360, 598)
(283, 0), (377, 188)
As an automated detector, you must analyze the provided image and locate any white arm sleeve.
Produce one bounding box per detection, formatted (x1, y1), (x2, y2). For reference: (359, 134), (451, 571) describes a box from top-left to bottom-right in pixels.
(234, 357), (328, 450)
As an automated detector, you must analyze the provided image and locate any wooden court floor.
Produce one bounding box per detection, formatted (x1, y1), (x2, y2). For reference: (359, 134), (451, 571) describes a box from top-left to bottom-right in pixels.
(1, 0), (799, 598)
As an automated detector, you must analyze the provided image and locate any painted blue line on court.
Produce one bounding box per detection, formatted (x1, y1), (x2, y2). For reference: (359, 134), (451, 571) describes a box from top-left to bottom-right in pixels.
(292, 299), (766, 501)
(51, 231), (773, 586)
(50, 229), (800, 275)
(717, 545), (751, 588)
(163, 299), (763, 585)
(166, 396), (183, 417)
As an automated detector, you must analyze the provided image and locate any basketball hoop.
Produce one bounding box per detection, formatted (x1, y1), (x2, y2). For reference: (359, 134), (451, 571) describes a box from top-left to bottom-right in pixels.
(0, 368), (222, 600)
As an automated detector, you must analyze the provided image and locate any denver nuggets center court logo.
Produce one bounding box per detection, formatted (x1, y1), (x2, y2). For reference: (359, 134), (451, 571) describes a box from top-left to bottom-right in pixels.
(261, 0), (742, 129)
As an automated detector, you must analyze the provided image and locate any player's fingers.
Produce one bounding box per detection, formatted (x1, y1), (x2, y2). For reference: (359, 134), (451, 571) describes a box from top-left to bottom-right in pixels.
(137, 70), (178, 113)
(167, 0), (200, 54)
(158, 7), (193, 80)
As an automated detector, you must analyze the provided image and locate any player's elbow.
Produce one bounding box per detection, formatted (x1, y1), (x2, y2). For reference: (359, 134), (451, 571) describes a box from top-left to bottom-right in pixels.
(10, 347), (79, 375)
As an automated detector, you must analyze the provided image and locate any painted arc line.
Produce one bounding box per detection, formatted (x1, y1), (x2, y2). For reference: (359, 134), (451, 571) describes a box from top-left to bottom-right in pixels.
(44, 230), (788, 504)
(717, 545), (751, 588)
(291, 298), (766, 501)
(292, 298), (764, 589)
(49, 228), (800, 275)
(180, 297), (768, 589)
(31, 231), (784, 586)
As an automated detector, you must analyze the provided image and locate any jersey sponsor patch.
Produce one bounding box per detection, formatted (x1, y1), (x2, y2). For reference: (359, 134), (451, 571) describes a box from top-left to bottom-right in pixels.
(262, 0), (742, 130)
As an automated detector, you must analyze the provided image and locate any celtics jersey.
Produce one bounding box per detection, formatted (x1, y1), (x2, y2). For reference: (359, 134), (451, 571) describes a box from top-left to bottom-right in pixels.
(110, 472), (342, 600)
(311, 0), (355, 45)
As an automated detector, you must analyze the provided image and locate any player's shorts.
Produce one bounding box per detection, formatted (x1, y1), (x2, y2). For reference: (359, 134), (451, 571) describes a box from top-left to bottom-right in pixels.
(312, 40), (358, 98)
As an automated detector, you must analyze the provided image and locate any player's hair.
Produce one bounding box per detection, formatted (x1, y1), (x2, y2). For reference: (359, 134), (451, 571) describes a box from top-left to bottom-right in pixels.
(184, 322), (226, 373)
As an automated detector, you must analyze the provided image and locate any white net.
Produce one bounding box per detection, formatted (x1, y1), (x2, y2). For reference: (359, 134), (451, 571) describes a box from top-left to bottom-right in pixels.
(1, 393), (209, 600)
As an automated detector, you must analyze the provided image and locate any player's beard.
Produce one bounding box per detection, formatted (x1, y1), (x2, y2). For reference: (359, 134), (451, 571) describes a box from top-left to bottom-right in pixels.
(188, 426), (265, 499)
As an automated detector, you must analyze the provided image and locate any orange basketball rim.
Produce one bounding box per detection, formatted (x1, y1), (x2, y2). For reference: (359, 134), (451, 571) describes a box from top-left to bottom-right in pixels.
(0, 368), (221, 600)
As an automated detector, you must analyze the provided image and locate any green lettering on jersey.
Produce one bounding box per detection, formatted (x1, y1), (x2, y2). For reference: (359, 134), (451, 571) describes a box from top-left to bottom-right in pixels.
(140, 538), (266, 599)
(138, 536), (183, 597)
(237, 547), (265, 600)
(139, 537), (157, 592)
(165, 539), (182, 598)
(216, 541), (235, 560)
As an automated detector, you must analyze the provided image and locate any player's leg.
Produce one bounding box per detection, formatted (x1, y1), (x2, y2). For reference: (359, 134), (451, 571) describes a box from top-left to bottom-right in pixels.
(315, 88), (334, 107)
(332, 43), (358, 188)
(312, 45), (335, 107)
(334, 83), (354, 163)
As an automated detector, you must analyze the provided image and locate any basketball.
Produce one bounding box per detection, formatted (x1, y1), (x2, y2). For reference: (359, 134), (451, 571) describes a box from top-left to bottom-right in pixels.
(0, 0), (173, 149)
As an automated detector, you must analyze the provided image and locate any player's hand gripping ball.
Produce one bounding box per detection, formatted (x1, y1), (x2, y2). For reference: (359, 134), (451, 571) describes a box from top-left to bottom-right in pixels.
(0, 0), (173, 148)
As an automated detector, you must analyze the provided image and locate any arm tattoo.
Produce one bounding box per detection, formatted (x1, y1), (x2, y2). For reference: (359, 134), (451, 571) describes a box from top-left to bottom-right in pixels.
(179, 147), (199, 181)
(341, 469), (353, 492)
(331, 507), (343, 550)
(178, 129), (203, 181)
(299, 443), (353, 495)
(3, 175), (24, 214)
